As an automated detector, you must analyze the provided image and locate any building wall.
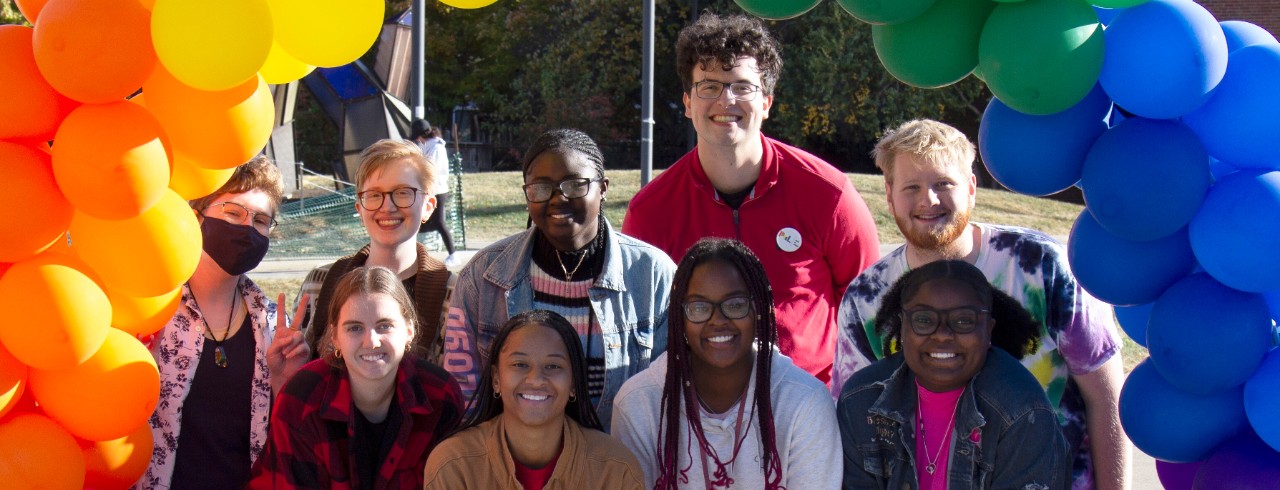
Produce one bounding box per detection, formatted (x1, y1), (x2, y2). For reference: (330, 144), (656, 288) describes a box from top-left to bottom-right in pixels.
(1198, 0), (1280, 37)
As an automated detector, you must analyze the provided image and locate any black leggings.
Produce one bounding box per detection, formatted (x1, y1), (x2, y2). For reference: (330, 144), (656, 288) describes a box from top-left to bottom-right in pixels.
(419, 193), (456, 254)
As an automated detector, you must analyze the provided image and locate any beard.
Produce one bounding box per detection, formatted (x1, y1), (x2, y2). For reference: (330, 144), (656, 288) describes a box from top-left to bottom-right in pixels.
(897, 206), (972, 257)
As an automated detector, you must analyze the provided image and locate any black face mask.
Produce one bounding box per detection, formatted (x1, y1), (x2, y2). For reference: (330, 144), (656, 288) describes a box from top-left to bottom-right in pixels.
(200, 217), (270, 276)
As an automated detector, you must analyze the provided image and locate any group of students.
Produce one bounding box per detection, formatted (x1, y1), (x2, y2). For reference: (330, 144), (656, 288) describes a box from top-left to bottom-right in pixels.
(134, 11), (1122, 490)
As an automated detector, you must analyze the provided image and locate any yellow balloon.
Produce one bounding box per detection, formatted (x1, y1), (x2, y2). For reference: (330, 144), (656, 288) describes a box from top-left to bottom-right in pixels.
(70, 190), (202, 298)
(439, 0), (501, 8)
(143, 67), (276, 170)
(269, 0), (384, 68)
(30, 328), (160, 441)
(0, 253), (110, 370)
(170, 151), (235, 200)
(260, 39), (315, 85)
(150, 0), (273, 91)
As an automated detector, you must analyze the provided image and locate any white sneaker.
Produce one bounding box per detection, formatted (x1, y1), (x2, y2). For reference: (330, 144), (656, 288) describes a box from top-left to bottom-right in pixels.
(444, 253), (462, 268)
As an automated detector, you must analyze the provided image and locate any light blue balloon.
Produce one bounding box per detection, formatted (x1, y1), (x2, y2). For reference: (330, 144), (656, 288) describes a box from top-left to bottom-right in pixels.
(1080, 118), (1211, 241)
(979, 85), (1109, 196)
(1189, 170), (1280, 292)
(1120, 359), (1246, 463)
(1221, 20), (1278, 53)
(1098, 0), (1228, 119)
(1068, 210), (1194, 306)
(1114, 302), (1153, 348)
(1184, 44), (1280, 170)
(1147, 273), (1272, 395)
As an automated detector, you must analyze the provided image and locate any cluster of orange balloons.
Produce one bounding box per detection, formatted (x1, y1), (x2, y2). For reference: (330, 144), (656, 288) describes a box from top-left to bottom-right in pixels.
(0, 0), (384, 487)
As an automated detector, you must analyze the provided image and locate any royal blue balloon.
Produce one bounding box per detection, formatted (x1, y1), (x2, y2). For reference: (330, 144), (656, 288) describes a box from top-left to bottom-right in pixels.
(1208, 158), (1238, 182)
(1189, 170), (1280, 292)
(1244, 349), (1280, 453)
(1220, 20), (1278, 53)
(1098, 0), (1228, 119)
(1114, 302), (1153, 348)
(1183, 44), (1280, 170)
(1068, 210), (1194, 306)
(1147, 273), (1272, 395)
(1264, 290), (1280, 324)
(1080, 118), (1211, 241)
(1120, 359), (1246, 463)
(979, 85), (1109, 196)
(1093, 7), (1121, 27)
(1192, 429), (1280, 489)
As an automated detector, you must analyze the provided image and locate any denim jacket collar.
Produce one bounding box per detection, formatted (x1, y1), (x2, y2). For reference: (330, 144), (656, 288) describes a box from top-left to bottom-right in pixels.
(482, 218), (628, 293)
(867, 354), (989, 447)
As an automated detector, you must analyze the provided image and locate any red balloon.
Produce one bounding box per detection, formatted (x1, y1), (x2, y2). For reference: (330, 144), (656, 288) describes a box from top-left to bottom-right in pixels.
(0, 26), (78, 142)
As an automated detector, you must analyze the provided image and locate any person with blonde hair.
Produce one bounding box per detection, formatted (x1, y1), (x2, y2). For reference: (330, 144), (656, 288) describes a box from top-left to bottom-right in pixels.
(833, 119), (1130, 489)
(138, 155), (310, 489)
(299, 139), (454, 364)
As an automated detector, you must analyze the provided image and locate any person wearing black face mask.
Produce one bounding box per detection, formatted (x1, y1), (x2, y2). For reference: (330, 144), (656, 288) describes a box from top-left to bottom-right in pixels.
(138, 156), (311, 490)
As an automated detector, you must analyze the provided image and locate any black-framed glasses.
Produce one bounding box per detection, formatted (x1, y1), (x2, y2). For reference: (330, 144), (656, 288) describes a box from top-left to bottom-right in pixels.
(522, 178), (601, 203)
(692, 80), (763, 101)
(684, 296), (752, 323)
(204, 201), (277, 234)
(900, 306), (990, 336)
(357, 187), (421, 210)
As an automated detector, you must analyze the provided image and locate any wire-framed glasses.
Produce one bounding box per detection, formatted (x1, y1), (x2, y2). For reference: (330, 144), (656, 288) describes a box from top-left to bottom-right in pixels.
(522, 178), (601, 203)
(204, 201), (277, 234)
(692, 80), (762, 101)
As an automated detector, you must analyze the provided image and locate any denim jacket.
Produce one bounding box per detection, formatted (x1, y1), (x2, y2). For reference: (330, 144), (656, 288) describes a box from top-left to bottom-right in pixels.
(442, 220), (675, 429)
(837, 348), (1070, 490)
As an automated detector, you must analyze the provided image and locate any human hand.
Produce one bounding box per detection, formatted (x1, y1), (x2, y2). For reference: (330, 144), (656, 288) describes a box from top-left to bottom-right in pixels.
(268, 293), (310, 396)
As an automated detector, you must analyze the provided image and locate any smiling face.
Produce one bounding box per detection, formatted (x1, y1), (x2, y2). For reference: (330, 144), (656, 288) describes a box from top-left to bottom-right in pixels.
(900, 278), (993, 393)
(683, 57), (774, 150)
(333, 292), (414, 386)
(683, 260), (756, 377)
(495, 324), (574, 432)
(524, 149), (608, 251)
(886, 153), (976, 251)
(355, 158), (436, 250)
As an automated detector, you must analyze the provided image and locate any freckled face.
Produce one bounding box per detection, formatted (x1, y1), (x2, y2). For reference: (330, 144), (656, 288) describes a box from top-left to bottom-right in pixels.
(356, 159), (436, 249)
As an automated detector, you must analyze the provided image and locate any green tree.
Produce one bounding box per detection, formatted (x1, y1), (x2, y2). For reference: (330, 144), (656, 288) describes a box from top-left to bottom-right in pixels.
(2, 0), (31, 25)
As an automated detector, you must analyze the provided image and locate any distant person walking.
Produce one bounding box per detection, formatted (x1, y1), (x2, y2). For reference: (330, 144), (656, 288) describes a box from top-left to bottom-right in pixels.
(412, 119), (459, 266)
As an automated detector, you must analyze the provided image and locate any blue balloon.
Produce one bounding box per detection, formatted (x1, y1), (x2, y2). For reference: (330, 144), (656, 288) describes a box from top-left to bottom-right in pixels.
(1189, 170), (1280, 292)
(979, 85), (1109, 196)
(1068, 210), (1194, 306)
(1192, 429), (1280, 489)
(1080, 118), (1211, 241)
(1244, 349), (1280, 453)
(1093, 7), (1121, 27)
(1183, 44), (1280, 170)
(1098, 0), (1228, 119)
(1220, 20), (1278, 53)
(1147, 273), (1272, 395)
(1208, 158), (1238, 182)
(1114, 302), (1153, 348)
(1120, 359), (1246, 463)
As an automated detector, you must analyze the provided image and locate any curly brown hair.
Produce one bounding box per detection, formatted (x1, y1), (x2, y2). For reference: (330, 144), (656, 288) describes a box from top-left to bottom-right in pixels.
(675, 12), (783, 95)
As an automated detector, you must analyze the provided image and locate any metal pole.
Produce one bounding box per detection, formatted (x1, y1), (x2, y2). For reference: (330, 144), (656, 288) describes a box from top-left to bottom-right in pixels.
(411, 0), (426, 119)
(640, 0), (655, 186)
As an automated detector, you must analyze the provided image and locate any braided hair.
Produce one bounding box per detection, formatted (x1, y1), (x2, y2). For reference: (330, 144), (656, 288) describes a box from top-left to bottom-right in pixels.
(655, 238), (783, 489)
(455, 310), (603, 433)
(873, 260), (1042, 359)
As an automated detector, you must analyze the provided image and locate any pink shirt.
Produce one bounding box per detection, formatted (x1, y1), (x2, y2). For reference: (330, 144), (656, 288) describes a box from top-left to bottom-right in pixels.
(916, 381), (964, 490)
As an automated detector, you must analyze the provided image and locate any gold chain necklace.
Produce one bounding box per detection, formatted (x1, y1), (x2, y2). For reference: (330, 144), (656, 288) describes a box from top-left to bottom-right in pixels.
(554, 250), (588, 281)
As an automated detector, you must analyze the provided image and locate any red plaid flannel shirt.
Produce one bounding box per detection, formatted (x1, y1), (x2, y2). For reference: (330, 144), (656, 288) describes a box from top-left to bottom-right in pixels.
(248, 357), (463, 489)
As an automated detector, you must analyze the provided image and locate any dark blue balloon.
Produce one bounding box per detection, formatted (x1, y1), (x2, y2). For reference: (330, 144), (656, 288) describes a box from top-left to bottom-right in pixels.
(1184, 44), (1280, 170)
(1120, 359), (1246, 463)
(1081, 118), (1211, 241)
(1068, 210), (1194, 306)
(1220, 20), (1278, 53)
(1098, 0), (1228, 119)
(1147, 273), (1272, 395)
(1244, 349), (1280, 454)
(1192, 429), (1280, 489)
(1114, 302), (1153, 348)
(1189, 170), (1280, 292)
(979, 85), (1109, 196)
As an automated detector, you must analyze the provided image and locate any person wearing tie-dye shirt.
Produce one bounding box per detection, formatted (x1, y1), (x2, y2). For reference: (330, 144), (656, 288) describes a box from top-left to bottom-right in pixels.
(831, 120), (1130, 490)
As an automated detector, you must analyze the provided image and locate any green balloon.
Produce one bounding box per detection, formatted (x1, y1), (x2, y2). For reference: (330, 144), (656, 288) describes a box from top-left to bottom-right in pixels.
(871, 0), (995, 88)
(734, 0), (824, 20)
(1092, 0), (1149, 7)
(835, 0), (937, 25)
(978, 0), (1105, 115)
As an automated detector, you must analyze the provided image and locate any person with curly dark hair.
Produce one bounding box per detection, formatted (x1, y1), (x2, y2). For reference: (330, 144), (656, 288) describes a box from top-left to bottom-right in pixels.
(837, 260), (1069, 489)
(624, 12), (880, 386)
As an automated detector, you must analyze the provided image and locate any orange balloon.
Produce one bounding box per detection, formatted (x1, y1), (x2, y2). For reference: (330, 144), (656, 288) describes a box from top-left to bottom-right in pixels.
(108, 285), (181, 337)
(0, 414), (85, 489)
(0, 142), (73, 263)
(0, 26), (79, 141)
(0, 343), (26, 420)
(31, 0), (155, 104)
(0, 253), (110, 370)
(143, 66), (275, 170)
(13, 0), (48, 23)
(170, 151), (236, 200)
(81, 421), (153, 489)
(52, 101), (170, 221)
(70, 190), (202, 297)
(29, 329), (159, 441)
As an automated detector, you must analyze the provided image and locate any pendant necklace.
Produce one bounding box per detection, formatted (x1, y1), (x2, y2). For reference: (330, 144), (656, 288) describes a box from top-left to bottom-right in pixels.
(554, 249), (588, 281)
(207, 283), (239, 368)
(918, 399), (958, 475)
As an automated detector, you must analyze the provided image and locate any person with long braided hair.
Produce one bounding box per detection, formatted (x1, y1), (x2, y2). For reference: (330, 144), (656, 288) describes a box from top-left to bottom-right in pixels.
(443, 128), (675, 430)
(612, 238), (840, 489)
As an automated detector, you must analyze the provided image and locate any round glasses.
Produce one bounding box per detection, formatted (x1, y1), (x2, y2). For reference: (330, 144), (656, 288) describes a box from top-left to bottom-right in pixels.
(357, 187), (421, 210)
(900, 306), (990, 336)
(692, 80), (763, 101)
(204, 201), (276, 235)
(683, 296), (752, 323)
(522, 178), (601, 203)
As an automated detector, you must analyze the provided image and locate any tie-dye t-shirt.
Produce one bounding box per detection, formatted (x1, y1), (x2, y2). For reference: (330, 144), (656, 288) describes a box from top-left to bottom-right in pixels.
(832, 223), (1120, 489)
